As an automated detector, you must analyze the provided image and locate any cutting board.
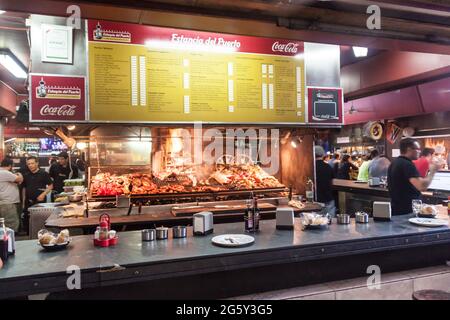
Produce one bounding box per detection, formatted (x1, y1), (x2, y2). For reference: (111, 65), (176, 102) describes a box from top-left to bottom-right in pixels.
(171, 203), (277, 217)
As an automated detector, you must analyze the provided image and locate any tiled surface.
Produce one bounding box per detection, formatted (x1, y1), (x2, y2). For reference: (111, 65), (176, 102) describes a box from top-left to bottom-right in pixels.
(327, 270), (411, 291)
(230, 283), (333, 300)
(230, 264), (450, 300)
(335, 280), (414, 300)
(414, 273), (450, 292)
(289, 292), (336, 300)
(408, 264), (450, 279)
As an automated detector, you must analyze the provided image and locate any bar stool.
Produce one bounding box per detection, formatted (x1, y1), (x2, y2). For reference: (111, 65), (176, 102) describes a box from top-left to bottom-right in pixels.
(412, 290), (450, 300)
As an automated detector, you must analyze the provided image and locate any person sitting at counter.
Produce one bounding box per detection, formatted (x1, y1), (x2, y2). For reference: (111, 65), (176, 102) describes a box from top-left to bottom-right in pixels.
(388, 138), (438, 215)
(357, 150), (379, 182)
(336, 155), (358, 180)
(368, 154), (391, 179)
(49, 151), (79, 194)
(314, 146), (336, 216)
(328, 153), (340, 175)
(413, 147), (434, 178)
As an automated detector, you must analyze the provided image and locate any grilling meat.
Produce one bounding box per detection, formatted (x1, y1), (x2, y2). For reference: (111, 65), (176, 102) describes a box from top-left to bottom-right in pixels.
(90, 164), (283, 196)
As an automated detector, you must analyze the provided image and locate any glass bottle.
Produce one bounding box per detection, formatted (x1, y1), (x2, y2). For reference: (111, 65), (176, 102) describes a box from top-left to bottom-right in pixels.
(99, 221), (109, 241)
(252, 197), (260, 232)
(447, 196), (450, 216)
(306, 178), (314, 202)
(244, 199), (254, 232)
(0, 218), (9, 262)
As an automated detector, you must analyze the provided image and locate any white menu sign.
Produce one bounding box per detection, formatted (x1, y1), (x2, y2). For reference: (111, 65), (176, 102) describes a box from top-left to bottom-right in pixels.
(41, 24), (73, 64)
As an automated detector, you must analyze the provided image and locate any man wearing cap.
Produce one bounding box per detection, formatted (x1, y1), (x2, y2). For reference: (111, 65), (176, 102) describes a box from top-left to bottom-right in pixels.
(49, 151), (79, 194)
(314, 145), (336, 216)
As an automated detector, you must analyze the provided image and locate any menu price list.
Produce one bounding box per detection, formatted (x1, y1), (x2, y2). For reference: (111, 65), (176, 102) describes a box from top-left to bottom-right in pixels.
(89, 43), (305, 123)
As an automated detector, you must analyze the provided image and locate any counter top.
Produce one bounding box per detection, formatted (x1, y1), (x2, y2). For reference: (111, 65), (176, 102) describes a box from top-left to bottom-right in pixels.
(332, 179), (389, 196)
(1, 207), (449, 299)
(44, 202), (322, 230)
(332, 179), (439, 199)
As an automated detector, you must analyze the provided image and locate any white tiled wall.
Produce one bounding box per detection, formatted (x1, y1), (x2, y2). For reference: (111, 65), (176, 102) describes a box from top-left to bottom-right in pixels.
(229, 264), (450, 300)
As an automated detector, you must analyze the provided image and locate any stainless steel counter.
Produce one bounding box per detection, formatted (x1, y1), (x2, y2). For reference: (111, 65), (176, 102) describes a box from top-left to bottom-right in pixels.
(1, 211), (449, 299)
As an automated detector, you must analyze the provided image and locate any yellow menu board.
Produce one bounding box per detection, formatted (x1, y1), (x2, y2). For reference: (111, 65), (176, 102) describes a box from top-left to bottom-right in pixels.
(88, 21), (305, 123)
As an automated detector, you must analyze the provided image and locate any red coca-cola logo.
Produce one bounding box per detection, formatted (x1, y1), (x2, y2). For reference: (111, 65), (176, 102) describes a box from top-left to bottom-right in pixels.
(40, 104), (77, 117)
(271, 41), (299, 54)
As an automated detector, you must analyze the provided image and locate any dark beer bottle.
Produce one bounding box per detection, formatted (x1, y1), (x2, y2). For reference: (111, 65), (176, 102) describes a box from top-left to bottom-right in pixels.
(244, 199), (253, 232)
(0, 218), (9, 263)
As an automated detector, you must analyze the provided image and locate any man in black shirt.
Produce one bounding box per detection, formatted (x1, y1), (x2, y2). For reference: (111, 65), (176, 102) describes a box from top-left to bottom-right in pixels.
(314, 146), (336, 216)
(23, 156), (53, 208)
(49, 151), (79, 194)
(388, 138), (438, 215)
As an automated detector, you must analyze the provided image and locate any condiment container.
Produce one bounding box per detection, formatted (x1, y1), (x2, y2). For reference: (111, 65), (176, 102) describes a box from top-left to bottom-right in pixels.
(156, 227), (168, 240)
(336, 214), (350, 225)
(99, 221), (109, 240)
(355, 212), (369, 224)
(172, 226), (187, 238)
(142, 229), (155, 241)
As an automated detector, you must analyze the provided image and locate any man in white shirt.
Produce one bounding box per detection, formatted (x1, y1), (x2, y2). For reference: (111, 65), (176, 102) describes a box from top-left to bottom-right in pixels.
(0, 157), (23, 232)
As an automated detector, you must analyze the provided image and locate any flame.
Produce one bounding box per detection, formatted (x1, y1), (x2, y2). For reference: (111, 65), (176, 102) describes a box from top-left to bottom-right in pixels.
(424, 139), (447, 155)
(168, 129), (183, 154)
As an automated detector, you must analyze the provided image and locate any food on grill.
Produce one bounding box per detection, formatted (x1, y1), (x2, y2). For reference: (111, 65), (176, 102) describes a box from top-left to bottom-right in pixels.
(89, 164), (284, 196)
(90, 173), (130, 196)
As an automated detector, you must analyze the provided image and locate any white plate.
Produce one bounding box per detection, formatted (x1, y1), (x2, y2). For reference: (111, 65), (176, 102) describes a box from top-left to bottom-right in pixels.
(408, 217), (448, 227)
(211, 234), (255, 247)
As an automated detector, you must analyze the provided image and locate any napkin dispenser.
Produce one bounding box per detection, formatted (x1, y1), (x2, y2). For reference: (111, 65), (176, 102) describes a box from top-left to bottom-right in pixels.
(369, 177), (381, 187)
(373, 201), (391, 221)
(193, 211), (214, 236)
(276, 207), (294, 230)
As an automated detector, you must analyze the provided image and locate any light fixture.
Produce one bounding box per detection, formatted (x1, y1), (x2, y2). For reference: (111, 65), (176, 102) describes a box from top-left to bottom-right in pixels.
(0, 50), (27, 78)
(352, 46), (368, 58)
(0, 10), (5, 14)
(145, 40), (237, 54)
(76, 142), (87, 150)
(290, 136), (303, 149)
(67, 125), (76, 131)
(291, 140), (298, 148)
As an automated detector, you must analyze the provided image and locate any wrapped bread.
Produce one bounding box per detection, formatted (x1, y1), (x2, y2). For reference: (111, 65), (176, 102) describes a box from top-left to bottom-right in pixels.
(39, 233), (56, 245)
(55, 229), (70, 244)
(421, 205), (437, 216)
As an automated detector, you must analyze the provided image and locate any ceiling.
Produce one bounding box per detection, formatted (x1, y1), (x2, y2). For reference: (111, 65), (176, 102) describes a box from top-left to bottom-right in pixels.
(0, 11), (29, 95)
(0, 0), (448, 97)
(56, 0), (450, 45)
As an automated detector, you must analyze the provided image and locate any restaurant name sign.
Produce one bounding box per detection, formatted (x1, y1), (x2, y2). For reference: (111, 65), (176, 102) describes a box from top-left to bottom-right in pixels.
(30, 74), (86, 122)
(87, 20), (306, 123)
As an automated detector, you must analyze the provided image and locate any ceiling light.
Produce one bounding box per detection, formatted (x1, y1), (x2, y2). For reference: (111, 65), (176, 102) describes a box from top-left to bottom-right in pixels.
(290, 136), (303, 149)
(291, 140), (297, 148)
(0, 11), (5, 15)
(0, 51), (27, 78)
(67, 125), (76, 131)
(76, 142), (87, 150)
(352, 46), (368, 58)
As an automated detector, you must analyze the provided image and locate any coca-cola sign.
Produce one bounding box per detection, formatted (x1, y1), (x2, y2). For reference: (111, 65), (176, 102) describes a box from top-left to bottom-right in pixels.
(271, 41), (299, 54)
(88, 20), (303, 56)
(30, 74), (86, 122)
(40, 105), (77, 117)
